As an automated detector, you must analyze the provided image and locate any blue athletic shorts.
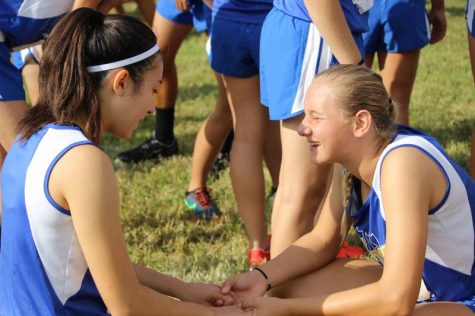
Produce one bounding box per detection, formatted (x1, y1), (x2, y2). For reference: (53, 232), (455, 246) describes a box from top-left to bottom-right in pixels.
(259, 7), (364, 120)
(210, 18), (262, 78)
(0, 42), (25, 101)
(156, 0), (212, 32)
(363, 0), (430, 54)
(468, 0), (475, 37)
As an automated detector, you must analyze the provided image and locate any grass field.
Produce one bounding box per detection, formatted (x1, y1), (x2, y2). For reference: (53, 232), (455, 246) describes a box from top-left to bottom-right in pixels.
(100, 0), (474, 284)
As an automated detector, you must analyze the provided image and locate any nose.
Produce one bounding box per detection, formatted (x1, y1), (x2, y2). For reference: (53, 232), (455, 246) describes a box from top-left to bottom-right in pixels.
(146, 102), (156, 115)
(297, 119), (311, 137)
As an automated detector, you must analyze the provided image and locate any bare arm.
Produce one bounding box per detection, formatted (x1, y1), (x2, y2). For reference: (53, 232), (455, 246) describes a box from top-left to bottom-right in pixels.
(51, 145), (216, 315)
(223, 166), (346, 299)
(245, 148), (443, 315)
(303, 0), (362, 64)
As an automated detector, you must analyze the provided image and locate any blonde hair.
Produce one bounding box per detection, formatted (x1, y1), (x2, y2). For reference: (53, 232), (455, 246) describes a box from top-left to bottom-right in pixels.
(315, 64), (397, 142)
(315, 65), (398, 211)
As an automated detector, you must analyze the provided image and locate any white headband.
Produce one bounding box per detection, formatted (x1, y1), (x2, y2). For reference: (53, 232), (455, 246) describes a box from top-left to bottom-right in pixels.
(87, 44), (159, 73)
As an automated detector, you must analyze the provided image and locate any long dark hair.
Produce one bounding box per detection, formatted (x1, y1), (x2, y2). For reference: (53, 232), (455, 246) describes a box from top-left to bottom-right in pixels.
(18, 8), (160, 143)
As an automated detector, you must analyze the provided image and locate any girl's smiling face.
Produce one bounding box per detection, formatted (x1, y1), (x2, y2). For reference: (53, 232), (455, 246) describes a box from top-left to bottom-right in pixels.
(298, 79), (353, 165)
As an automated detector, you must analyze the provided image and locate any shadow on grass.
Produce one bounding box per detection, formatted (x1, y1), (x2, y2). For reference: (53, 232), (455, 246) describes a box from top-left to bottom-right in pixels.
(445, 6), (466, 17)
(417, 117), (474, 145)
(177, 82), (217, 102)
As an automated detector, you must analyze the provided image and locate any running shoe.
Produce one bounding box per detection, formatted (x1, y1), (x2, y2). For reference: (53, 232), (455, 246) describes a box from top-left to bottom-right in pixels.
(247, 235), (271, 267)
(336, 240), (365, 258)
(184, 188), (221, 220)
(117, 137), (178, 163)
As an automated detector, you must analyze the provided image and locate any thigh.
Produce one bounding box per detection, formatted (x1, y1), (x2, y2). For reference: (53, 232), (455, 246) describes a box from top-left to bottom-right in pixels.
(414, 301), (474, 315)
(279, 116), (330, 203)
(152, 11), (193, 66)
(222, 75), (265, 137)
(271, 258), (383, 299)
(378, 50), (420, 88)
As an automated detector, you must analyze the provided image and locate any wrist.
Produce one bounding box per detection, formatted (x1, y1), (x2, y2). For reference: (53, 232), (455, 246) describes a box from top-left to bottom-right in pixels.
(253, 267), (272, 292)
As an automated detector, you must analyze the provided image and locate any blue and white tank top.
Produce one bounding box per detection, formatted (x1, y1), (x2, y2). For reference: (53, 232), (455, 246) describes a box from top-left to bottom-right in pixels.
(347, 125), (475, 301)
(272, 0), (371, 33)
(212, 0), (273, 24)
(0, 0), (73, 47)
(0, 124), (108, 315)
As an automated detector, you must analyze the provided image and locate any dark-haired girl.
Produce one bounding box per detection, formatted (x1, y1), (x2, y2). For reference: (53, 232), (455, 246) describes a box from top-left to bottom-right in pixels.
(221, 65), (474, 315)
(0, 8), (248, 315)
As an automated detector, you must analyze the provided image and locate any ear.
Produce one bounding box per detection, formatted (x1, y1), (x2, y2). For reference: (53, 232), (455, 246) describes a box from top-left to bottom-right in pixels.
(352, 109), (372, 138)
(111, 69), (130, 96)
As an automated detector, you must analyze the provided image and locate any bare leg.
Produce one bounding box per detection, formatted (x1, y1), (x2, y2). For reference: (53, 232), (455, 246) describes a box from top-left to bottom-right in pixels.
(22, 62), (40, 106)
(270, 115), (330, 257)
(271, 258), (382, 298)
(263, 118), (281, 190)
(271, 258), (473, 315)
(377, 50), (420, 125)
(364, 53), (375, 68)
(223, 75), (268, 249)
(136, 0), (155, 26)
(187, 73), (232, 191)
(152, 12), (193, 110)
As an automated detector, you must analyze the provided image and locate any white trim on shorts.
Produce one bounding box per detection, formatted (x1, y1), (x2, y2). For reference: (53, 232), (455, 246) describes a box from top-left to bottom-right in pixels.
(290, 24), (332, 116)
(0, 31), (5, 43)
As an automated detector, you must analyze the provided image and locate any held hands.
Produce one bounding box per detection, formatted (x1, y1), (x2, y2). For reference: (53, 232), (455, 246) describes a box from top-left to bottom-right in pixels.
(428, 7), (447, 44)
(241, 297), (288, 316)
(221, 270), (269, 303)
(182, 282), (237, 306)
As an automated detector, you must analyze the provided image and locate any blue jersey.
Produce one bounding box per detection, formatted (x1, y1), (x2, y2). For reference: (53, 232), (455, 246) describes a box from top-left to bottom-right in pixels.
(272, 0), (370, 33)
(347, 125), (475, 302)
(213, 0), (273, 24)
(0, 0), (73, 47)
(0, 124), (108, 315)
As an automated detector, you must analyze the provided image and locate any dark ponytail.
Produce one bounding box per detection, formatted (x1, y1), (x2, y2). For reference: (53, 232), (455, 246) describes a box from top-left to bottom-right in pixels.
(18, 8), (159, 143)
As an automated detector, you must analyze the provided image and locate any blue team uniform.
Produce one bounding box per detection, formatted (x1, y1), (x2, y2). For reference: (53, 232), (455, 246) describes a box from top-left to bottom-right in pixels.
(210, 0), (273, 77)
(0, 124), (107, 315)
(0, 0), (72, 101)
(468, 0), (475, 37)
(260, 0), (371, 120)
(156, 0), (212, 32)
(347, 125), (475, 311)
(363, 0), (431, 55)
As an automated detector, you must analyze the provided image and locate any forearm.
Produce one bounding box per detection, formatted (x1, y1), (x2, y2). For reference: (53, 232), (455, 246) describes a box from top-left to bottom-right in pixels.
(121, 285), (214, 316)
(303, 0), (361, 64)
(134, 264), (189, 301)
(261, 230), (341, 289)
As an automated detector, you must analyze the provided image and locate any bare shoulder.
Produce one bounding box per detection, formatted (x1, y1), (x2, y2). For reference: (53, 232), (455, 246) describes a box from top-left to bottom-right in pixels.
(381, 146), (447, 209)
(49, 143), (117, 209)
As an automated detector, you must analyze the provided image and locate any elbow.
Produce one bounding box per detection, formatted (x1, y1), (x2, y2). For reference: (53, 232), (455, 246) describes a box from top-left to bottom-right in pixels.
(380, 291), (416, 316)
